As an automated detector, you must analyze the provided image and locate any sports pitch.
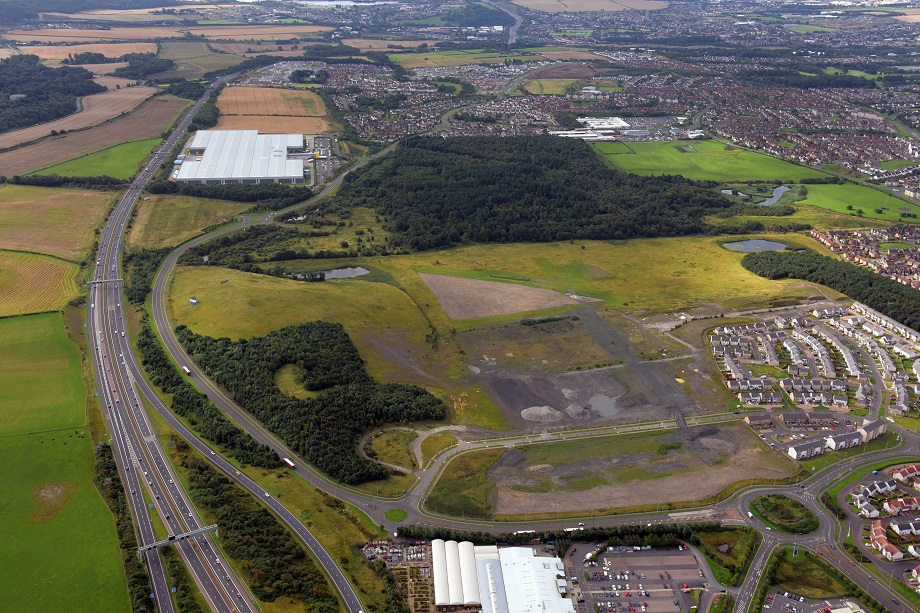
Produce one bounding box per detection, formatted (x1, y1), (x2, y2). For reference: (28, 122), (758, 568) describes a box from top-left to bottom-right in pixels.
(594, 140), (827, 182)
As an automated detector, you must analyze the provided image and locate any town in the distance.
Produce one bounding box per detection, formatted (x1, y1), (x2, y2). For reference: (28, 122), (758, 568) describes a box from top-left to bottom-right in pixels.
(9, 0), (920, 612)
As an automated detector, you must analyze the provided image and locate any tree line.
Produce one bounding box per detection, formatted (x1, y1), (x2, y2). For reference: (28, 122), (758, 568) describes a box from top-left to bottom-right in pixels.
(0, 55), (105, 133)
(93, 442), (155, 613)
(184, 455), (339, 609)
(124, 247), (171, 305)
(112, 53), (175, 80)
(176, 322), (445, 484)
(147, 181), (313, 212)
(741, 250), (920, 331)
(135, 317), (281, 469)
(333, 136), (737, 250)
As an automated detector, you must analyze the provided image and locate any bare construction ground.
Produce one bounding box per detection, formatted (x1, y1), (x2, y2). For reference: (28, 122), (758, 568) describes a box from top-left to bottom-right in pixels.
(419, 273), (579, 319)
(0, 86), (155, 150)
(489, 423), (797, 514)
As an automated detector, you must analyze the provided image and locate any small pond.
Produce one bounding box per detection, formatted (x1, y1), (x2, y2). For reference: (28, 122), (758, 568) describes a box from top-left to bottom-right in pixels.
(587, 393), (619, 418)
(757, 185), (790, 207)
(723, 240), (787, 253)
(324, 266), (370, 279)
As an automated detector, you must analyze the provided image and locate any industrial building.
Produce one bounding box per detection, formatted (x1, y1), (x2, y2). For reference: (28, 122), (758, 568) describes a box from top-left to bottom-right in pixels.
(174, 130), (306, 184)
(431, 540), (574, 613)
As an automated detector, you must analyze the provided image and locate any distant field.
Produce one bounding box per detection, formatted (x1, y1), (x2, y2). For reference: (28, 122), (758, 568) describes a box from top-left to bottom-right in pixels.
(594, 140), (827, 182)
(214, 114), (330, 133)
(510, 0), (667, 12)
(0, 313), (85, 435)
(0, 87), (157, 151)
(17, 42), (156, 60)
(521, 78), (577, 94)
(126, 193), (251, 250)
(796, 183), (918, 223)
(0, 47), (17, 59)
(537, 50), (604, 60)
(34, 138), (160, 180)
(153, 40), (243, 79)
(92, 75), (138, 89)
(71, 61), (128, 74)
(217, 87), (327, 117)
(786, 24), (837, 33)
(0, 95), (188, 176)
(342, 38), (439, 51)
(388, 49), (546, 69)
(0, 251), (81, 316)
(0, 184), (113, 261)
(0, 430), (130, 612)
(4, 24), (332, 43)
(209, 42), (301, 54)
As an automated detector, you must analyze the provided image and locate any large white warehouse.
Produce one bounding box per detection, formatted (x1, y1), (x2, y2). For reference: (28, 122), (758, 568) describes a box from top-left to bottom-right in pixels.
(432, 540), (574, 613)
(175, 129), (306, 184)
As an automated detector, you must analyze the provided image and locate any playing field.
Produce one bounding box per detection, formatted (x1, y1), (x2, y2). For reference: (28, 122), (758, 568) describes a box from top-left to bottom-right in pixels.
(0, 184), (114, 261)
(0, 313), (86, 435)
(126, 194), (252, 250)
(0, 95), (188, 176)
(0, 87), (157, 151)
(0, 251), (81, 316)
(16, 42), (156, 60)
(521, 78), (577, 94)
(0, 431), (129, 612)
(594, 140), (827, 182)
(214, 114), (331, 134)
(388, 49), (546, 69)
(510, 0), (667, 11)
(34, 138), (160, 180)
(217, 87), (327, 117)
(795, 183), (918, 223)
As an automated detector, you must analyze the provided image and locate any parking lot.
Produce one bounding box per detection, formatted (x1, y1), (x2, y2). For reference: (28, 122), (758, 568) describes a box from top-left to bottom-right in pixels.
(564, 545), (709, 613)
(764, 592), (859, 613)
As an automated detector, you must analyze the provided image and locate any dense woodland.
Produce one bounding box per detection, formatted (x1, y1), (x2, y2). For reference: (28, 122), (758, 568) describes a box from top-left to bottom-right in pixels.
(741, 250), (920, 330)
(176, 323), (445, 484)
(136, 319), (281, 469)
(184, 456), (339, 609)
(148, 180), (312, 211)
(334, 136), (735, 250)
(112, 53), (175, 79)
(125, 247), (171, 304)
(0, 55), (104, 133)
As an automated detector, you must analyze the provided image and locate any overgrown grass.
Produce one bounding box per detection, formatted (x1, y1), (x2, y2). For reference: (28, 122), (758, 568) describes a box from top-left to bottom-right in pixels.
(369, 430), (417, 469)
(426, 449), (503, 518)
(750, 494), (819, 534)
(420, 431), (457, 467)
(696, 528), (759, 586)
(773, 549), (845, 598)
(126, 193), (251, 250)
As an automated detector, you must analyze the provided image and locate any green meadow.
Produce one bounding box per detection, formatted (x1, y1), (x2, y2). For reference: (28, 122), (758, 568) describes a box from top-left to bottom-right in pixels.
(35, 138), (160, 180)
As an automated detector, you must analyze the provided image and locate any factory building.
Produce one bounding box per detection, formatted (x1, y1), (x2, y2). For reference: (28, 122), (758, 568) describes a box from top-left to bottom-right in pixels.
(432, 540), (574, 613)
(174, 130), (306, 184)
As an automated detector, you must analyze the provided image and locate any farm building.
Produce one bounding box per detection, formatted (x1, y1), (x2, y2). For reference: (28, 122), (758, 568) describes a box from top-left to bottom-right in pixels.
(431, 540), (574, 613)
(175, 130), (306, 184)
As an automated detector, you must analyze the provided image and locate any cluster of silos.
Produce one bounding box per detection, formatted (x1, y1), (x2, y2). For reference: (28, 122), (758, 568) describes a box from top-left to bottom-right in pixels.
(431, 540), (481, 607)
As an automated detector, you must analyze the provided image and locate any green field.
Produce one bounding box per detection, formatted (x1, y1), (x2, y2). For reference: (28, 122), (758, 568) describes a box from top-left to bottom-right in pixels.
(522, 78), (577, 94)
(750, 494), (819, 534)
(0, 314), (86, 435)
(696, 528), (758, 586)
(420, 431), (457, 466)
(426, 449), (503, 518)
(593, 140), (827, 182)
(369, 429), (417, 469)
(35, 138), (160, 180)
(388, 49), (544, 68)
(796, 183), (917, 222)
(771, 549), (845, 599)
(787, 24), (838, 33)
(126, 193), (252, 250)
(0, 430), (130, 612)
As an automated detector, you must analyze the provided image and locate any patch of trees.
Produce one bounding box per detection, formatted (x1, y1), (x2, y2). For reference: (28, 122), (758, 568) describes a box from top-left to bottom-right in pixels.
(352, 93), (407, 112)
(555, 111), (583, 130)
(176, 322), (445, 484)
(136, 318), (281, 469)
(164, 80), (206, 100)
(162, 548), (203, 613)
(0, 55), (105, 133)
(146, 181), (313, 211)
(370, 560), (412, 613)
(124, 247), (171, 304)
(62, 52), (119, 65)
(291, 69), (329, 84)
(188, 101), (219, 131)
(6, 173), (124, 188)
(334, 136), (735, 250)
(0, 0), (169, 22)
(112, 53), (175, 80)
(184, 456), (338, 608)
(441, 3), (515, 27)
(739, 68), (875, 89)
(436, 76), (475, 95)
(742, 250), (920, 331)
(92, 442), (155, 613)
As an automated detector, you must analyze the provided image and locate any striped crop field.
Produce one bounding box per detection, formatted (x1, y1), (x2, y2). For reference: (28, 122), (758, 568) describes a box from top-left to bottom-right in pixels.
(0, 251), (81, 316)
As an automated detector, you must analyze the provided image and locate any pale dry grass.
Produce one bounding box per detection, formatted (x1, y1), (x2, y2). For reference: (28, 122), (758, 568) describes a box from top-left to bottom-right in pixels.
(214, 115), (331, 133)
(510, 0), (667, 11)
(540, 50), (604, 60)
(419, 273), (578, 319)
(72, 62), (128, 74)
(0, 95), (188, 175)
(0, 87), (157, 151)
(210, 42), (300, 54)
(217, 86), (326, 116)
(342, 38), (439, 51)
(91, 76), (138, 89)
(0, 251), (81, 316)
(0, 47), (17, 59)
(16, 42), (156, 60)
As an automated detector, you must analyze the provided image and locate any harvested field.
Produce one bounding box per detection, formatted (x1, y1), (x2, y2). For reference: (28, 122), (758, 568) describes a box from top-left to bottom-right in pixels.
(0, 95), (188, 176)
(17, 42), (156, 60)
(4, 25), (331, 43)
(72, 61), (128, 74)
(92, 76), (138, 89)
(510, 0), (667, 11)
(419, 273), (578, 319)
(0, 47), (17, 59)
(217, 86), (326, 116)
(0, 184), (114, 261)
(530, 62), (596, 79)
(0, 251), (81, 316)
(154, 40), (244, 78)
(210, 42), (302, 54)
(539, 50), (604, 60)
(243, 50), (311, 58)
(342, 38), (439, 51)
(214, 115), (330, 133)
(0, 87), (156, 151)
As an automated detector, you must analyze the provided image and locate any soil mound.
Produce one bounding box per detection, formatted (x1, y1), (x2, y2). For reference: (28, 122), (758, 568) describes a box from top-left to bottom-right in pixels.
(521, 405), (564, 422)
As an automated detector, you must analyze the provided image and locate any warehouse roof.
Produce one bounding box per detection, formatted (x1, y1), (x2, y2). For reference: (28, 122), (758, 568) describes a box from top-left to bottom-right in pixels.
(177, 130), (303, 181)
